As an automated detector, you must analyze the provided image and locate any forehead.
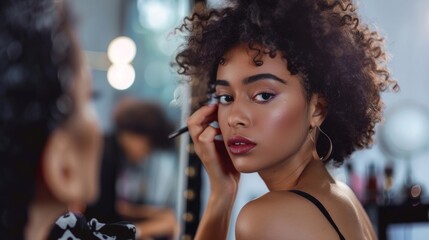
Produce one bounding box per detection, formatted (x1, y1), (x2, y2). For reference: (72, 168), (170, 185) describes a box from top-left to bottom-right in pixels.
(216, 43), (295, 82)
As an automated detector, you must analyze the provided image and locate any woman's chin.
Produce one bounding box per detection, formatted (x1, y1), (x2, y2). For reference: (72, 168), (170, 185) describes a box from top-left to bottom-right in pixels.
(231, 159), (257, 174)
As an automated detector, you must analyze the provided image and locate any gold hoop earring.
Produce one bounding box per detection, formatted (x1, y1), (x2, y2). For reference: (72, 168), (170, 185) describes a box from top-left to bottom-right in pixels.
(310, 126), (333, 162)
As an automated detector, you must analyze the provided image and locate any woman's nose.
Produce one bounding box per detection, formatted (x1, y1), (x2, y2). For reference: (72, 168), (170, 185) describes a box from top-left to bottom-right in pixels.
(227, 101), (250, 128)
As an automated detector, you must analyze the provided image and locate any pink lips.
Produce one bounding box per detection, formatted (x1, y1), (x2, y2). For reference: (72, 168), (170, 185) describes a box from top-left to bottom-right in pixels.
(227, 136), (256, 155)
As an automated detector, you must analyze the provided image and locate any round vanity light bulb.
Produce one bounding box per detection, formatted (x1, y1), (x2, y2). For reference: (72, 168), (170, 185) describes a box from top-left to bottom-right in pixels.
(107, 64), (135, 90)
(107, 36), (137, 64)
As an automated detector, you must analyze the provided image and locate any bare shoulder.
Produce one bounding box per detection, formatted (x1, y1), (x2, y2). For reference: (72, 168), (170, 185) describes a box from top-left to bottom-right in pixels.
(235, 191), (342, 240)
(235, 181), (376, 240)
(334, 181), (377, 240)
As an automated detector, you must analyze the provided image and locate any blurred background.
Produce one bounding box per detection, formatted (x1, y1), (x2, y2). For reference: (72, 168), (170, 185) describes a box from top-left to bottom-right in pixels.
(68, 0), (429, 239)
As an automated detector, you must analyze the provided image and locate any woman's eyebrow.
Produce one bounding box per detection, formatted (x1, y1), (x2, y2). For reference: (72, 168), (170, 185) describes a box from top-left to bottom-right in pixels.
(215, 73), (287, 87)
(245, 73), (286, 84)
(214, 79), (229, 87)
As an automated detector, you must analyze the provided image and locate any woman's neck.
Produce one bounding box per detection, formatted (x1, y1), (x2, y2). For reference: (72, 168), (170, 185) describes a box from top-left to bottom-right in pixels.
(25, 192), (68, 240)
(259, 152), (314, 191)
(260, 154), (333, 192)
(258, 134), (326, 191)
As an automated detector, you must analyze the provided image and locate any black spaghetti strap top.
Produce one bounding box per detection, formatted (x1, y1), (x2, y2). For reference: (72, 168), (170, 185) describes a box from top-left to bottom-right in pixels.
(289, 190), (346, 240)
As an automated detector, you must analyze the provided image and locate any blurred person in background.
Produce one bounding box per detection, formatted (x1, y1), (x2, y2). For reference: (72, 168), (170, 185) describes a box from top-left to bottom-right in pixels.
(85, 98), (179, 240)
(0, 0), (136, 239)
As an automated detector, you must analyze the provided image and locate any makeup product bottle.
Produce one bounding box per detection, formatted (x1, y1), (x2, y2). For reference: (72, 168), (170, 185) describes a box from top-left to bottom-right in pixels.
(365, 163), (379, 205)
(383, 163), (394, 205)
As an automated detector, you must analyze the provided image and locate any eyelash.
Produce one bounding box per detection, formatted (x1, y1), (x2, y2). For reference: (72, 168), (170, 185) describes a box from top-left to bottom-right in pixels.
(215, 92), (276, 105)
(214, 95), (233, 105)
(254, 92), (275, 103)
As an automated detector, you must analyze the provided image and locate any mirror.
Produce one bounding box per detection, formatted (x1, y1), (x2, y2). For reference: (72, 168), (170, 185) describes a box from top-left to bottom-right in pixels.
(379, 101), (429, 204)
(380, 102), (429, 158)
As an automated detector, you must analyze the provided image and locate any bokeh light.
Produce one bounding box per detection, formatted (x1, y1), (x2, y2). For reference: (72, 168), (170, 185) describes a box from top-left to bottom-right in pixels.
(107, 36), (137, 64)
(381, 104), (429, 156)
(137, 0), (172, 31)
(107, 64), (135, 90)
(170, 85), (184, 107)
(387, 108), (429, 151)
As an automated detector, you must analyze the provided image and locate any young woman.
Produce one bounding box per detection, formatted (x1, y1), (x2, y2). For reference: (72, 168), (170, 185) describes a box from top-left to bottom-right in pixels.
(175, 0), (398, 239)
(0, 0), (135, 239)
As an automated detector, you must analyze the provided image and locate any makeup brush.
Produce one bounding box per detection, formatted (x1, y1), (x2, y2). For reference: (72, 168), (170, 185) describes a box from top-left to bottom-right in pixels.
(169, 94), (218, 139)
(168, 126), (189, 139)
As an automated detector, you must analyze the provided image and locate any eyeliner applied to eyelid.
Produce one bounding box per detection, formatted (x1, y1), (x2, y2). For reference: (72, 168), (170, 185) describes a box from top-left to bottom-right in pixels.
(215, 73), (287, 87)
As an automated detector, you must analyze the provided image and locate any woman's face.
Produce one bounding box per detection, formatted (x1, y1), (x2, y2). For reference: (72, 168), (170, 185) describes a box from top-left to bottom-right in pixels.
(215, 43), (312, 174)
(118, 131), (151, 163)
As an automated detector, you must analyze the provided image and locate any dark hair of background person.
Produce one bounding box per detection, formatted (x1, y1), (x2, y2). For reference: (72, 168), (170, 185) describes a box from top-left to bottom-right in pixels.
(114, 101), (175, 150)
(0, 0), (78, 237)
(174, 0), (399, 165)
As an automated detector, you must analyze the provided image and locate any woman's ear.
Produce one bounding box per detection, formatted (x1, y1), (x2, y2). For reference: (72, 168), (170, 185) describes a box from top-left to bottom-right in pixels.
(309, 93), (328, 127)
(42, 127), (82, 204)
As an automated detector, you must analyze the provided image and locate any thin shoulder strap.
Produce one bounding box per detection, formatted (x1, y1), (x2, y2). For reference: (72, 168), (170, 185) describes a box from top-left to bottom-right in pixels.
(289, 190), (346, 240)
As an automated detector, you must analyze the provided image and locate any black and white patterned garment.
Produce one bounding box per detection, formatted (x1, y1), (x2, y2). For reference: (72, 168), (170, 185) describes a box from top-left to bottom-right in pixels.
(48, 212), (136, 240)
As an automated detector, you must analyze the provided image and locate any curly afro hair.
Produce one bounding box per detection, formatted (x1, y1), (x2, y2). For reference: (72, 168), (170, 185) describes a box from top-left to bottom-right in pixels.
(175, 0), (398, 165)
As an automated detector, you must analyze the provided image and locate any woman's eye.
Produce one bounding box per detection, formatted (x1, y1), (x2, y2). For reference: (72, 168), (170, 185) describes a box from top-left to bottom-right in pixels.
(215, 95), (233, 104)
(254, 92), (275, 103)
